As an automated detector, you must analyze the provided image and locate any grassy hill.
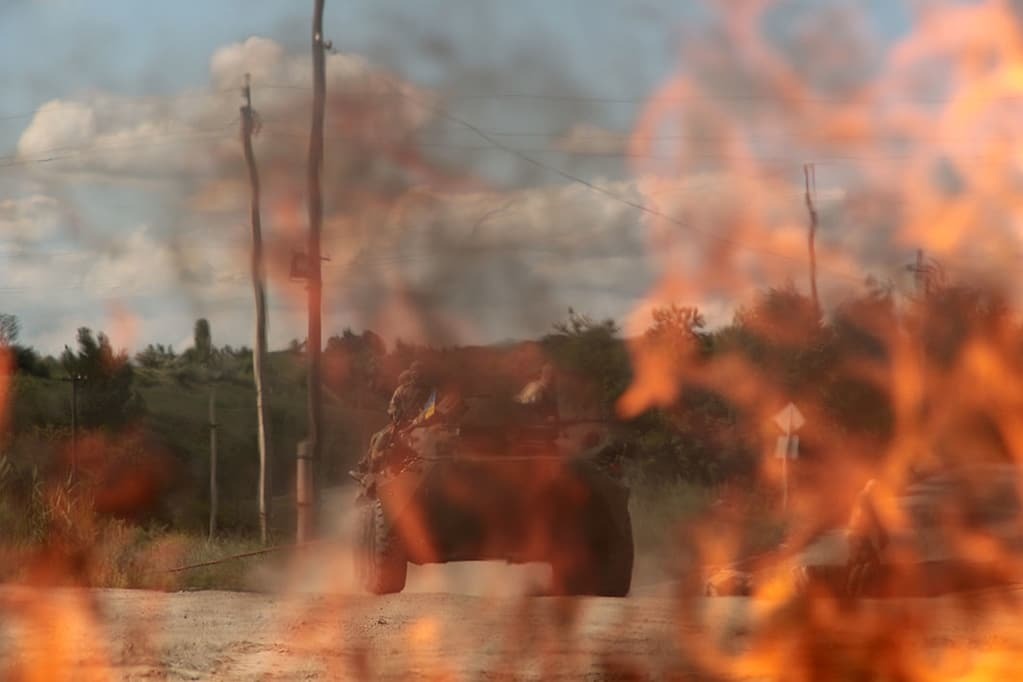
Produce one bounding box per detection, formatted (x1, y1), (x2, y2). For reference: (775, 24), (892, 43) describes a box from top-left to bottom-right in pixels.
(4, 335), (616, 535)
(5, 349), (391, 535)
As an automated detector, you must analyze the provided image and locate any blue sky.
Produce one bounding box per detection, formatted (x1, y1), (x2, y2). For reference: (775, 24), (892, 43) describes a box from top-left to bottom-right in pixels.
(0, 1), (1001, 355)
(0, 0), (707, 354)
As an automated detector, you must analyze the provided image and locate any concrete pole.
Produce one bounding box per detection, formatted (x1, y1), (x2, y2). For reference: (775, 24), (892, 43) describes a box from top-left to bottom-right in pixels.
(304, 0), (328, 537)
(209, 385), (218, 540)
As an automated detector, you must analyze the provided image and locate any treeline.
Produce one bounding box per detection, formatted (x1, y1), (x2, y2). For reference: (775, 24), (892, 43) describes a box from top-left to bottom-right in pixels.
(0, 266), (1019, 532)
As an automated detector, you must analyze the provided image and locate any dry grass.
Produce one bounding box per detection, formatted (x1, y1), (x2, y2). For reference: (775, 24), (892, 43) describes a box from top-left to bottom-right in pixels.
(628, 476), (786, 583)
(0, 485), (270, 591)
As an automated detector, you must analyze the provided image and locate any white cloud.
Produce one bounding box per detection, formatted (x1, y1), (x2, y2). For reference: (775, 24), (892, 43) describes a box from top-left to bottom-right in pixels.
(16, 92), (234, 178)
(82, 225), (174, 292)
(553, 123), (629, 156)
(0, 193), (62, 240)
(310, 168), (897, 346)
(16, 101), (96, 156)
(209, 36), (288, 88)
(15, 36), (432, 181)
(4, 37), (886, 355)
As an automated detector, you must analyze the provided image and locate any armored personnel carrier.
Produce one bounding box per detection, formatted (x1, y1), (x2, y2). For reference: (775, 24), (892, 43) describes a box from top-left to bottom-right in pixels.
(352, 392), (633, 596)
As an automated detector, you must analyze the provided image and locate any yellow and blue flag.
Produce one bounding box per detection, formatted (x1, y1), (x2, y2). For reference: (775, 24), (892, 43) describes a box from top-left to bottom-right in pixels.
(421, 390), (437, 421)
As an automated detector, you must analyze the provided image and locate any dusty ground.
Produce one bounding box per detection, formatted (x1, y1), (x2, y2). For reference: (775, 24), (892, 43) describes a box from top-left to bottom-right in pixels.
(0, 586), (689, 679)
(2, 583), (1023, 680)
(3, 485), (1023, 680)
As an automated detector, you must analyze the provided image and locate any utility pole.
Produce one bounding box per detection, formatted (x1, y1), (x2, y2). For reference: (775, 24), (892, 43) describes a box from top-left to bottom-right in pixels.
(241, 73), (273, 545)
(301, 0), (327, 543)
(61, 348), (82, 478)
(296, 440), (313, 542)
(803, 162), (819, 314)
(906, 248), (932, 450)
(910, 248), (927, 298)
(70, 375), (78, 475)
(208, 385), (218, 539)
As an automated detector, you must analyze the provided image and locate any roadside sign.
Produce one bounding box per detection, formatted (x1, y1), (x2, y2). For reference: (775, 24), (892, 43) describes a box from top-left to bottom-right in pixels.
(775, 434), (799, 459)
(771, 402), (805, 512)
(773, 402), (805, 435)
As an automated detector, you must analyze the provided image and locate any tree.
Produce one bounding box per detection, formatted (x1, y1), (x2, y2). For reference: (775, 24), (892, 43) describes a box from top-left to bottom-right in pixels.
(194, 318), (212, 366)
(643, 303), (709, 377)
(0, 313), (47, 377)
(0, 313), (19, 347)
(823, 286), (897, 445)
(649, 304), (705, 339)
(913, 281), (1009, 369)
(61, 328), (143, 428)
(135, 344), (177, 369)
(543, 308), (631, 413)
(12, 345), (48, 378)
(324, 328), (386, 400)
(725, 284), (831, 396)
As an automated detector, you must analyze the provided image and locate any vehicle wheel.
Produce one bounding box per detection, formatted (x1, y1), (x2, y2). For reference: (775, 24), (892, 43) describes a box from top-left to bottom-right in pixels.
(596, 504), (634, 597)
(551, 501), (634, 597)
(357, 498), (407, 594)
(845, 560), (877, 598)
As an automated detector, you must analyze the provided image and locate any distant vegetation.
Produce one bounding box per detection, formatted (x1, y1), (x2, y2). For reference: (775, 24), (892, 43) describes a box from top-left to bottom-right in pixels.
(0, 266), (1018, 586)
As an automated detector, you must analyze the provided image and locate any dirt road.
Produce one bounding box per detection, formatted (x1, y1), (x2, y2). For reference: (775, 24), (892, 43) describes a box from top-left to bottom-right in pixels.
(0, 586), (707, 679)
(3, 485), (1023, 680)
(0, 484), (704, 680)
(4, 583), (1023, 680)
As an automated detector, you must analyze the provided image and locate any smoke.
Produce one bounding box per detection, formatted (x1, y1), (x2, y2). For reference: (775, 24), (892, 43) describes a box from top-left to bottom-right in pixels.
(10, 1), (1021, 354)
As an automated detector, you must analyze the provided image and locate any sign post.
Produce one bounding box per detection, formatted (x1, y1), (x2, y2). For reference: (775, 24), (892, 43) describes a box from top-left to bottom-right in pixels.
(773, 403), (805, 511)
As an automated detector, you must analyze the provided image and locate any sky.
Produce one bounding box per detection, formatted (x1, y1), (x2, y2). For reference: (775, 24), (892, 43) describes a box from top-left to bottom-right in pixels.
(0, 0), (1014, 356)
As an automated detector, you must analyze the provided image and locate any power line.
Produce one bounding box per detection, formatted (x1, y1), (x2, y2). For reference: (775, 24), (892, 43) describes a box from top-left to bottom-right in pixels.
(0, 120), (238, 169)
(256, 110), (1009, 145)
(255, 125), (1019, 166)
(5, 83), (1018, 289)
(260, 84), (1023, 107)
(365, 81), (875, 286)
(0, 117), (237, 161)
(0, 100), (95, 123)
(0, 89), (238, 125)
(2, 85), (1011, 167)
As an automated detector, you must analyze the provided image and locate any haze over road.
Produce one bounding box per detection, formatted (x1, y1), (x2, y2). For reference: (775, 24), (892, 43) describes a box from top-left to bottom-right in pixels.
(3, 488), (1023, 680)
(4, 583), (1023, 680)
(0, 587), (695, 679)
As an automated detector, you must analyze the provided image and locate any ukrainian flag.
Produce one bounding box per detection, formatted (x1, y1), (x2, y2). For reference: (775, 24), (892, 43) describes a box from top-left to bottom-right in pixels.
(421, 390), (437, 421)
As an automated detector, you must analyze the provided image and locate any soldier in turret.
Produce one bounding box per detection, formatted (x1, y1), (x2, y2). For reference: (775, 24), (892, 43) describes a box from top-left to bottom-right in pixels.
(353, 361), (430, 478)
(514, 363), (559, 422)
(511, 362), (560, 445)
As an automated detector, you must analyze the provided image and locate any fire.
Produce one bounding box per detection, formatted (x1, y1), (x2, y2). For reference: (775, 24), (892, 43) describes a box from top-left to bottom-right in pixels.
(608, 0), (1023, 679)
(0, 346), (12, 437)
(13, 1), (1023, 679)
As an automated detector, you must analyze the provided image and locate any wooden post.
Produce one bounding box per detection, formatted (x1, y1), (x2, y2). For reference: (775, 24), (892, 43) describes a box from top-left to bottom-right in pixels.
(209, 385), (218, 540)
(782, 441), (788, 512)
(70, 374), (79, 477)
(305, 0), (327, 537)
(241, 73), (273, 544)
(803, 162), (819, 314)
(296, 440), (314, 543)
(914, 248), (926, 297)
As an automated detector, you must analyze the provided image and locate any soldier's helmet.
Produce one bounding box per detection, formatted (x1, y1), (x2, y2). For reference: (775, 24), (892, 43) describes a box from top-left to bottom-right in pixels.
(407, 360), (425, 383)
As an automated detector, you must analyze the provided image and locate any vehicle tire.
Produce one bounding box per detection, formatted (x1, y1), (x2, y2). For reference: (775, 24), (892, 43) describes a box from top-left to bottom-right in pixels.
(551, 500), (634, 597)
(596, 504), (634, 597)
(845, 560), (877, 598)
(357, 498), (407, 594)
